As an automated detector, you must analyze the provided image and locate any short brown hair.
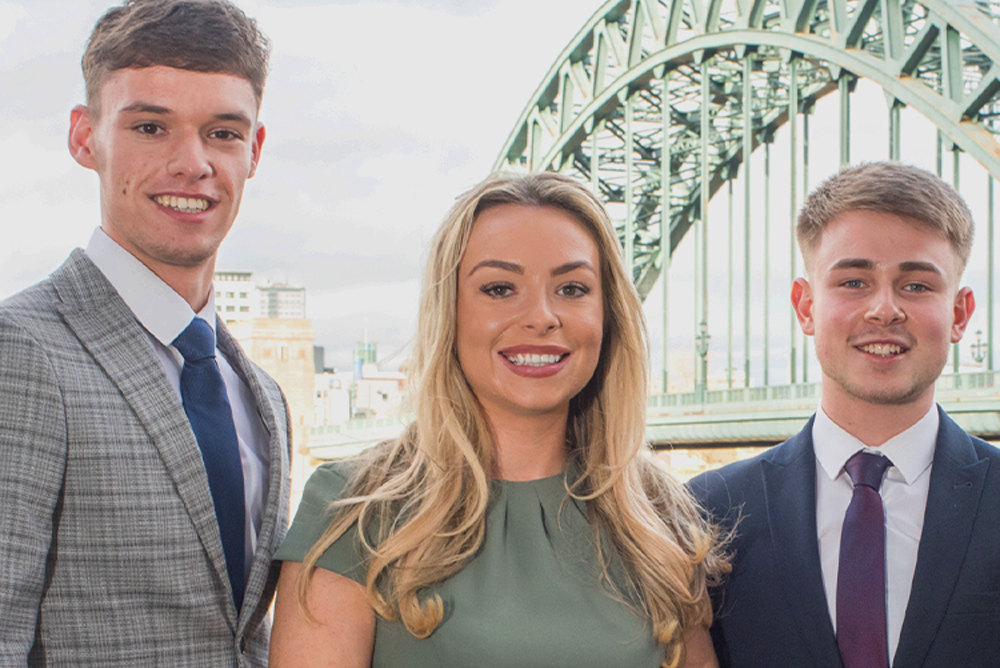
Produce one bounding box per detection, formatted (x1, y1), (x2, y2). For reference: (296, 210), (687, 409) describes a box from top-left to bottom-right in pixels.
(797, 161), (974, 272)
(82, 0), (270, 116)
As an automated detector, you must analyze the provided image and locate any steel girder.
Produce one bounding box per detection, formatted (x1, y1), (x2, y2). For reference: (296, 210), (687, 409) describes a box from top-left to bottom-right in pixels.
(493, 0), (1000, 299)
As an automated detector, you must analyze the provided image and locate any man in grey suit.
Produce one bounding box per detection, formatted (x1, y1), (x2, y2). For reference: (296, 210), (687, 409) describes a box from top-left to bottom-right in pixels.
(0, 1), (290, 665)
(691, 162), (1000, 667)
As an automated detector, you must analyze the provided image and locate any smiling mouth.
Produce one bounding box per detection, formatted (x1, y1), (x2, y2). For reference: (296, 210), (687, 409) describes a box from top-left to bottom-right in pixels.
(858, 343), (905, 357)
(153, 195), (211, 213)
(503, 353), (567, 367)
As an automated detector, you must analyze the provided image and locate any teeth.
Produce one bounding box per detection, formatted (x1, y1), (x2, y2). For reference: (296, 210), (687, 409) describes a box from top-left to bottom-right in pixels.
(504, 353), (563, 366)
(860, 343), (903, 357)
(154, 195), (210, 213)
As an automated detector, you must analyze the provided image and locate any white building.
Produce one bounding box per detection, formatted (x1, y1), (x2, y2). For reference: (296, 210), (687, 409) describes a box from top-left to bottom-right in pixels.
(213, 273), (308, 323)
(214, 271), (256, 323)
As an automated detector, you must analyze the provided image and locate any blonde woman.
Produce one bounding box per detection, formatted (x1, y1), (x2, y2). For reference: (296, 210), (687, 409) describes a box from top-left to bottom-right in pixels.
(270, 172), (728, 668)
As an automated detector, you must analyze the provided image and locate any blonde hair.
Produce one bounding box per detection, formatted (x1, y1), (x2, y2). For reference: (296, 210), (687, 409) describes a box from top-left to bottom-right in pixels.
(797, 161), (974, 272)
(298, 172), (729, 668)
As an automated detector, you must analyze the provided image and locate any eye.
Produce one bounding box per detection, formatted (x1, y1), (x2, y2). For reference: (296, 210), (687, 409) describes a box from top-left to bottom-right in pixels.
(903, 282), (930, 293)
(210, 129), (243, 141)
(134, 123), (162, 135)
(841, 279), (865, 289)
(558, 282), (591, 298)
(480, 282), (514, 299)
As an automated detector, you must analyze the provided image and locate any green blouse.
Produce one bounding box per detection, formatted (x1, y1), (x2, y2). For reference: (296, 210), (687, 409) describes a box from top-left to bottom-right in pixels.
(275, 461), (665, 667)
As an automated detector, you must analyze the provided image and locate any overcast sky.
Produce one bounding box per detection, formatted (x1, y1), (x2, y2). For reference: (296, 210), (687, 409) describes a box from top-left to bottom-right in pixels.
(2, 0), (995, 382)
(0, 0), (601, 371)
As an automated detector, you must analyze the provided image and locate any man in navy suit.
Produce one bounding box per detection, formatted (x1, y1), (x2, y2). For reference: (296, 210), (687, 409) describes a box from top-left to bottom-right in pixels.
(690, 161), (1000, 668)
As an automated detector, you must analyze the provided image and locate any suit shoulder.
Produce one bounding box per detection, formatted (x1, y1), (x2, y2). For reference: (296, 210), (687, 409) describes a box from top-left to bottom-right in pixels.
(688, 437), (808, 521)
(969, 434), (1000, 460)
(0, 277), (62, 328)
(689, 448), (768, 498)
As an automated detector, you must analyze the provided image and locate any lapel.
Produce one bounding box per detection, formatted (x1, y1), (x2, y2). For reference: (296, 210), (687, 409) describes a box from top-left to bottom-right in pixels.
(51, 250), (238, 630)
(216, 318), (290, 630)
(893, 407), (989, 668)
(760, 419), (844, 668)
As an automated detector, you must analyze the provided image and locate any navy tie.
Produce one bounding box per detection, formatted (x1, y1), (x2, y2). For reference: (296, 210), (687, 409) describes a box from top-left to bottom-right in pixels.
(837, 451), (892, 668)
(173, 317), (246, 611)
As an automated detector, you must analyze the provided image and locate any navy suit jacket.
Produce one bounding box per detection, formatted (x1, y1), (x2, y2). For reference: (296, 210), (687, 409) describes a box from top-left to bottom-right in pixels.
(689, 407), (1000, 668)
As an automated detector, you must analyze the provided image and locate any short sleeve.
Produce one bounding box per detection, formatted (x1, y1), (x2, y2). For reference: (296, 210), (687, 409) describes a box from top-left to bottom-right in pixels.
(274, 461), (367, 584)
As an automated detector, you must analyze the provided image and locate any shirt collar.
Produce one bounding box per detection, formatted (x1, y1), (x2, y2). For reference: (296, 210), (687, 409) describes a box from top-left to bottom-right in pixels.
(813, 403), (938, 485)
(84, 227), (217, 346)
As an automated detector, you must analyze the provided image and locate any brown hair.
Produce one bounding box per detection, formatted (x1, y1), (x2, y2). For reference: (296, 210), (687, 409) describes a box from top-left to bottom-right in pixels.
(797, 161), (974, 271)
(298, 172), (729, 668)
(82, 0), (270, 116)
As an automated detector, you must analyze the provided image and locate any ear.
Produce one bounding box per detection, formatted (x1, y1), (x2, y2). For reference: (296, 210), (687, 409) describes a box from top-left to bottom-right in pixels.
(950, 286), (976, 343)
(248, 122), (265, 178)
(68, 105), (98, 171)
(791, 277), (815, 336)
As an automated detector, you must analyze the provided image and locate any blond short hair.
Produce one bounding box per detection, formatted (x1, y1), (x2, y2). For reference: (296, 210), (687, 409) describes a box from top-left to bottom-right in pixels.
(797, 162), (974, 271)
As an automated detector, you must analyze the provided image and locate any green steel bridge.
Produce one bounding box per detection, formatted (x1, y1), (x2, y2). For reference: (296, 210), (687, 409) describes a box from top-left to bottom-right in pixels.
(493, 0), (1000, 448)
(310, 0), (1000, 459)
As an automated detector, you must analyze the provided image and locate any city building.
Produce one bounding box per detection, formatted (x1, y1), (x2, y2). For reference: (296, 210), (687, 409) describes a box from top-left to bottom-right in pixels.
(308, 341), (408, 462)
(213, 271), (255, 323)
(258, 283), (306, 319)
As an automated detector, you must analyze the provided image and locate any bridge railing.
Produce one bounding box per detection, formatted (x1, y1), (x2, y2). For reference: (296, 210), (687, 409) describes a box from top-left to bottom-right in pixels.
(308, 373), (1000, 457)
(648, 383), (822, 411)
(936, 371), (998, 393)
(648, 372), (1000, 414)
(644, 371), (1000, 446)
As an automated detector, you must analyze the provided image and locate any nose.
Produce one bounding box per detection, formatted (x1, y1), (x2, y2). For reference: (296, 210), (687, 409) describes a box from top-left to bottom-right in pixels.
(522, 290), (560, 334)
(865, 285), (905, 325)
(167, 131), (213, 181)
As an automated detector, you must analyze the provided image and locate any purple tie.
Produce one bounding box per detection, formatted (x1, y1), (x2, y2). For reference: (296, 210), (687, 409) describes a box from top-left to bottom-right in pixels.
(837, 451), (892, 668)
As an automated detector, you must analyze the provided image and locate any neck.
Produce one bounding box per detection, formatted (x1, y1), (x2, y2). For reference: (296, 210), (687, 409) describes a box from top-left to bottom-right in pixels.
(820, 387), (935, 447)
(99, 225), (216, 312)
(154, 264), (215, 312)
(489, 411), (569, 481)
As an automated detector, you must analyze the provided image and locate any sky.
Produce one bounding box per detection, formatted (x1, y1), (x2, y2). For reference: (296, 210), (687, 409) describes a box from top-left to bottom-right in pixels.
(0, 0), (602, 371)
(2, 0), (996, 383)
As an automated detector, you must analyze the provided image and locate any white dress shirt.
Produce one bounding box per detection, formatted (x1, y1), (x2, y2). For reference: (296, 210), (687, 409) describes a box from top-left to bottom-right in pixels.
(813, 404), (937, 666)
(85, 228), (270, 579)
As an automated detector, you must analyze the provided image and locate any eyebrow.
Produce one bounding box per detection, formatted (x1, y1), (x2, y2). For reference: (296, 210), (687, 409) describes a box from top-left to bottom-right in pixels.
(899, 260), (943, 275)
(466, 259), (597, 277)
(118, 103), (253, 126)
(468, 259), (522, 276)
(120, 102), (171, 115)
(829, 258), (875, 271)
(552, 260), (597, 276)
(829, 258), (943, 275)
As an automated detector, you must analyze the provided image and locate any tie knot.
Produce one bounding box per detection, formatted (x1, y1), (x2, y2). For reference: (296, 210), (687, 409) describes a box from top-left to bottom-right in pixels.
(172, 317), (216, 362)
(844, 451), (892, 491)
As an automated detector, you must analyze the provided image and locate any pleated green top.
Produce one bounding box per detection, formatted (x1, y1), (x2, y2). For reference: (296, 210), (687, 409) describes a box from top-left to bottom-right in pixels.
(275, 461), (665, 668)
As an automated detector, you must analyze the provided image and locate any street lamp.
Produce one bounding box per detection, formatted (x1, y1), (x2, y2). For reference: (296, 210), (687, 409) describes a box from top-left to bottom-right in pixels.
(970, 330), (988, 366)
(696, 320), (711, 397)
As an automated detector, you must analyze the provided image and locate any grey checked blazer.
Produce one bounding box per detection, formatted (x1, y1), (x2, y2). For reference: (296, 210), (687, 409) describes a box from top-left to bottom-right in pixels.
(0, 250), (291, 667)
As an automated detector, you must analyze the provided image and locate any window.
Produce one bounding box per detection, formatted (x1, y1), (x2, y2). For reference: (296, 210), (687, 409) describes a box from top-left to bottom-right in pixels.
(225, 305), (235, 312)
(225, 291), (235, 298)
